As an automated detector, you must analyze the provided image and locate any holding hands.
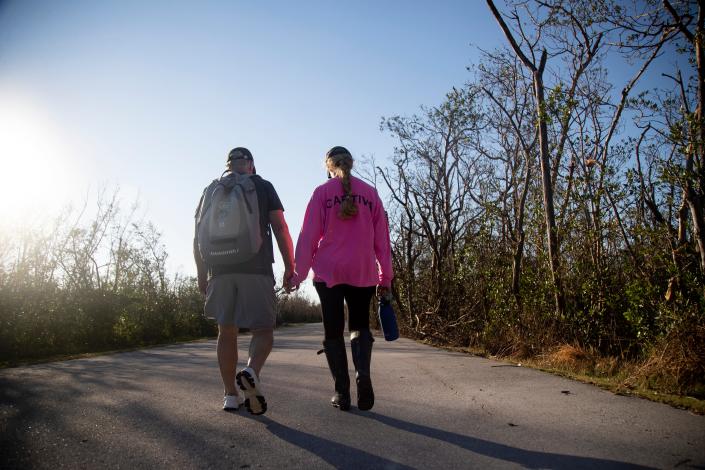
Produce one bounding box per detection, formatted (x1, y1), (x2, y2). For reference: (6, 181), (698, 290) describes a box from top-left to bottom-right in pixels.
(283, 266), (299, 293)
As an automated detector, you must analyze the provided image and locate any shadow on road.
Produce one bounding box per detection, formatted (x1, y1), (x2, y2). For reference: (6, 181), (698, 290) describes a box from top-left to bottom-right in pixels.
(242, 414), (414, 470)
(365, 412), (657, 470)
(0, 376), (37, 468)
(0, 353), (225, 469)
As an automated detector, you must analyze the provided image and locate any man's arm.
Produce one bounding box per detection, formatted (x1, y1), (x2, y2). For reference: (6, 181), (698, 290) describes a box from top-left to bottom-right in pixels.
(194, 191), (209, 295)
(194, 231), (208, 295)
(269, 209), (295, 288)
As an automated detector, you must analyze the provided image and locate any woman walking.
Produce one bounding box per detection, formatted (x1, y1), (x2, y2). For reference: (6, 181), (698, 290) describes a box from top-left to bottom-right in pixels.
(289, 146), (393, 411)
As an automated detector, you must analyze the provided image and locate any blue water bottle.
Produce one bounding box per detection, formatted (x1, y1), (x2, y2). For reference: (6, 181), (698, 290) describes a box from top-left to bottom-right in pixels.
(378, 293), (399, 341)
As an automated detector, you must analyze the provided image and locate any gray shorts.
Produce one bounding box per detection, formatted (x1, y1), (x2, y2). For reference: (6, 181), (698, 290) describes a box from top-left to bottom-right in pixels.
(204, 273), (277, 329)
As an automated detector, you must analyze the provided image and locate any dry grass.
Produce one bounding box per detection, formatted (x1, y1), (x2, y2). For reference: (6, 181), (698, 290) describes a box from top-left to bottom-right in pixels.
(625, 325), (705, 398)
(545, 344), (592, 367)
(534, 344), (621, 378)
(510, 340), (705, 414)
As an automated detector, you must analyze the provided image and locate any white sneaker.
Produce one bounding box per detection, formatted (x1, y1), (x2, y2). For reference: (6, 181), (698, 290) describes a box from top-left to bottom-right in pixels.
(223, 394), (245, 411)
(236, 367), (267, 415)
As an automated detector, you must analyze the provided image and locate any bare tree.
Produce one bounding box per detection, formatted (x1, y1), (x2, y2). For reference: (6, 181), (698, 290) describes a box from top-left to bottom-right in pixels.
(479, 50), (537, 312)
(487, 0), (566, 316)
(379, 86), (487, 332)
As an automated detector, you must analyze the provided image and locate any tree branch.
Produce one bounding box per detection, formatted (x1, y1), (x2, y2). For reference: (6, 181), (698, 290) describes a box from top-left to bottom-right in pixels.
(663, 0), (695, 42)
(486, 0), (537, 71)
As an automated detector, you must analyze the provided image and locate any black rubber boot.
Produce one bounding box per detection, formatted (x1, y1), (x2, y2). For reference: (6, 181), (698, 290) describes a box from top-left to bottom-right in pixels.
(351, 329), (375, 411)
(323, 338), (351, 411)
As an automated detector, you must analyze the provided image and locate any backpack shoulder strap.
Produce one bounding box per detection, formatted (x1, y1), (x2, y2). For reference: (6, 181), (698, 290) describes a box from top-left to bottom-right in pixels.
(196, 179), (221, 223)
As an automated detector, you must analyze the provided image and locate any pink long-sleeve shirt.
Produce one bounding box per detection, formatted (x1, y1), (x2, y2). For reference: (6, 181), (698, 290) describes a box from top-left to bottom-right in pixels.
(293, 175), (393, 288)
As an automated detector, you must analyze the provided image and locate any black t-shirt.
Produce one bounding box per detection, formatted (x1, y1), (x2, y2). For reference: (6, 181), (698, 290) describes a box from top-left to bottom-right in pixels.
(197, 175), (284, 278)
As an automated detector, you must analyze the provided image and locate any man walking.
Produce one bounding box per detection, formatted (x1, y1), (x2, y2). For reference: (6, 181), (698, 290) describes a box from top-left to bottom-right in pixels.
(194, 147), (295, 414)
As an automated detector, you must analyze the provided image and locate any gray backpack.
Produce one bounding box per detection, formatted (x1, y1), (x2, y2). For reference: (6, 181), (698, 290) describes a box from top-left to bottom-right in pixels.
(196, 172), (262, 266)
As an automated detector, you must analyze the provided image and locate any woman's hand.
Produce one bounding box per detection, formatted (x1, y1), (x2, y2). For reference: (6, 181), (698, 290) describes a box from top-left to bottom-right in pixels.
(376, 285), (391, 300)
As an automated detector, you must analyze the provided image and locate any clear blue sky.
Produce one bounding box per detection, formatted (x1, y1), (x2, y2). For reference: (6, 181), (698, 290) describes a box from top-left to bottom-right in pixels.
(0, 1), (681, 286)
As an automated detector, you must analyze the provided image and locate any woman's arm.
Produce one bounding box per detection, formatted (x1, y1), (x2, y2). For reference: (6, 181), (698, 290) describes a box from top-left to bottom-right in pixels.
(291, 189), (325, 287)
(373, 192), (394, 287)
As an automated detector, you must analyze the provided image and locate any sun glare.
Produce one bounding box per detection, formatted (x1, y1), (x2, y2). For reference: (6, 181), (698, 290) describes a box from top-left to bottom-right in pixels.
(0, 93), (76, 227)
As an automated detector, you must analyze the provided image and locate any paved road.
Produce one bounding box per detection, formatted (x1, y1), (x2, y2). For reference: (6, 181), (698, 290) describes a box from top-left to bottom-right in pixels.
(1, 323), (703, 469)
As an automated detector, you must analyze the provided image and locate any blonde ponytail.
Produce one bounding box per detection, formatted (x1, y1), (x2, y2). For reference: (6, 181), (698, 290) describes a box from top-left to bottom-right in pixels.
(325, 147), (358, 220)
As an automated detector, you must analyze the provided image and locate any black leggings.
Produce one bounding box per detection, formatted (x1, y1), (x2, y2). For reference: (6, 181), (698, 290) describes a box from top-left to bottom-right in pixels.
(314, 282), (376, 340)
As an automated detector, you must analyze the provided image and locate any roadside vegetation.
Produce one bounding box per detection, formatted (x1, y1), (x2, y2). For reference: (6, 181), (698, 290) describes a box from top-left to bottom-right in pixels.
(0, 192), (320, 367)
(371, 0), (704, 409)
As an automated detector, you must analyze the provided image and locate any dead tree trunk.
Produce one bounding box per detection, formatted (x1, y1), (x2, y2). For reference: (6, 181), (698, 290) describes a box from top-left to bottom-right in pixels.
(487, 0), (565, 316)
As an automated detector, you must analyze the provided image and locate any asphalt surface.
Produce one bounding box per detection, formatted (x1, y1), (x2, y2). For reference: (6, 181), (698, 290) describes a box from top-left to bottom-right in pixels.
(1, 323), (703, 469)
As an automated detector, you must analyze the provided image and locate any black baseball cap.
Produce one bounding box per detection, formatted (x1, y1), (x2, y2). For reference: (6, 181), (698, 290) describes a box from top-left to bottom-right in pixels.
(227, 147), (253, 162)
